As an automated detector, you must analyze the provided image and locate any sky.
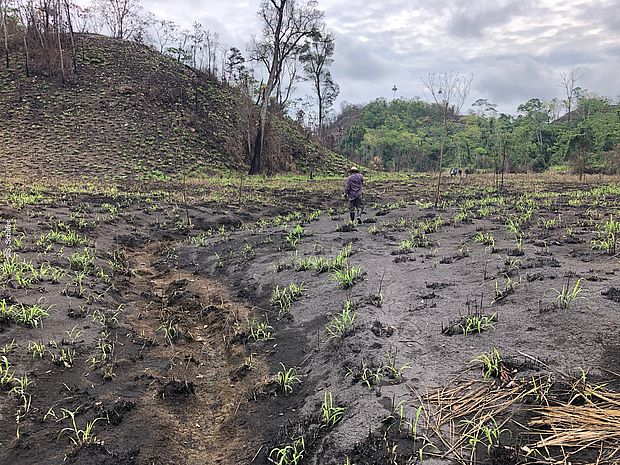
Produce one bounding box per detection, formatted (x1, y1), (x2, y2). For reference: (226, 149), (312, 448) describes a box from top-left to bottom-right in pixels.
(139, 0), (620, 115)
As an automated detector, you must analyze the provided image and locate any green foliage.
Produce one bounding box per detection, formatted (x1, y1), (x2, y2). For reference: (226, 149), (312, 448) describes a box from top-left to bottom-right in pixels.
(337, 94), (620, 172)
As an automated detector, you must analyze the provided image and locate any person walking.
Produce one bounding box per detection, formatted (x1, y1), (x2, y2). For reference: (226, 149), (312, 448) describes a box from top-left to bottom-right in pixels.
(344, 166), (364, 224)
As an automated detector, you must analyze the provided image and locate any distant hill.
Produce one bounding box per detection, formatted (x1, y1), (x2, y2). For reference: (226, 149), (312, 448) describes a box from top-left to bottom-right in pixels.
(0, 34), (348, 182)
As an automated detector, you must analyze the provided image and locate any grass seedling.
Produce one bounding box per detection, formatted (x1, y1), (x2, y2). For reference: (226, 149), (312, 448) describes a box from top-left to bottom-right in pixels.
(245, 353), (256, 370)
(68, 248), (95, 273)
(0, 339), (16, 354)
(474, 232), (495, 248)
(0, 356), (15, 387)
(591, 216), (619, 255)
(285, 224), (304, 247)
(247, 316), (274, 341)
(383, 350), (411, 380)
(409, 404), (425, 444)
(399, 239), (415, 253)
(0, 300), (50, 328)
(268, 437), (305, 465)
(321, 392), (345, 427)
(459, 313), (497, 335)
(37, 230), (89, 247)
(58, 407), (104, 446)
(461, 417), (508, 454)
(10, 374), (32, 397)
(473, 348), (502, 380)
(101, 203), (119, 219)
(276, 363), (301, 395)
(270, 282), (306, 316)
(325, 300), (356, 339)
(332, 264), (363, 289)
(157, 319), (178, 345)
(65, 325), (82, 344)
(56, 348), (76, 368)
(493, 274), (518, 303)
(241, 242), (255, 259)
(360, 366), (383, 389)
(552, 278), (584, 309)
(331, 243), (353, 270)
(27, 341), (46, 358)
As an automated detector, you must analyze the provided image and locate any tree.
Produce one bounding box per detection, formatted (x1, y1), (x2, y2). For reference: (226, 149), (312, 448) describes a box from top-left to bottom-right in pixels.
(248, 0), (323, 174)
(153, 19), (177, 54)
(70, 4), (102, 33)
(471, 98), (497, 117)
(560, 68), (581, 122)
(1, 0), (10, 68)
(203, 29), (218, 75)
(188, 21), (204, 69)
(225, 47), (245, 82)
(299, 28), (339, 139)
(422, 72), (472, 207)
(566, 124), (593, 180)
(94, 0), (142, 39)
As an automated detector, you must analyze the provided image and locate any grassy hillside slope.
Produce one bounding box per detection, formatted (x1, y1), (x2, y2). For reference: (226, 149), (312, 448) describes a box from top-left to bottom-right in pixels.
(0, 34), (348, 182)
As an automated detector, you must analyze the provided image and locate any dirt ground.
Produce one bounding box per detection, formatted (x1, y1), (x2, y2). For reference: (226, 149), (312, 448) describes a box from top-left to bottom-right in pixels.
(0, 173), (619, 465)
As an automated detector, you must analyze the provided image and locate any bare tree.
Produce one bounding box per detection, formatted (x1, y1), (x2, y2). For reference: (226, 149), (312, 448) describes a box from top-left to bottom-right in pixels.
(1, 0), (9, 68)
(153, 18), (177, 53)
(203, 29), (218, 74)
(13, 2), (29, 75)
(188, 21), (204, 69)
(70, 4), (101, 33)
(422, 72), (472, 207)
(560, 68), (581, 122)
(276, 52), (300, 108)
(94, 0), (141, 39)
(299, 27), (339, 140)
(248, 0), (323, 174)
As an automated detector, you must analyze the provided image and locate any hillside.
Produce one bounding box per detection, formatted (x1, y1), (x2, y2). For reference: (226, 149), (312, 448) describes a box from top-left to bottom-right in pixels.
(0, 34), (348, 182)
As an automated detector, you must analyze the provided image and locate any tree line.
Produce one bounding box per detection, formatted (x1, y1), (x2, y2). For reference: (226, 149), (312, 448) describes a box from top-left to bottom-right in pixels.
(332, 71), (619, 177)
(0, 0), (340, 173)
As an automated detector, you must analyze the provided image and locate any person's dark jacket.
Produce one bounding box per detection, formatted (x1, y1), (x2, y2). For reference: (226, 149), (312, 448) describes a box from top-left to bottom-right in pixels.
(345, 173), (363, 200)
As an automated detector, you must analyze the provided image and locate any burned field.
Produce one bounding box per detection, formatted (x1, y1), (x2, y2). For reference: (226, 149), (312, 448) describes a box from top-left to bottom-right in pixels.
(0, 174), (619, 465)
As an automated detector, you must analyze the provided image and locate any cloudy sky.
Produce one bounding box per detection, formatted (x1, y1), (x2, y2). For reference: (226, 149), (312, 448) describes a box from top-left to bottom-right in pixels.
(141, 0), (620, 114)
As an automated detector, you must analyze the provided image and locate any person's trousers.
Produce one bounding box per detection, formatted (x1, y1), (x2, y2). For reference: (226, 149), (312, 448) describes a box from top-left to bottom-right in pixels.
(349, 197), (363, 223)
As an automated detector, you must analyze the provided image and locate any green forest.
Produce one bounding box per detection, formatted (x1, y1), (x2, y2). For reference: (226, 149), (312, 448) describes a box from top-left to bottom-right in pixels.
(336, 95), (620, 174)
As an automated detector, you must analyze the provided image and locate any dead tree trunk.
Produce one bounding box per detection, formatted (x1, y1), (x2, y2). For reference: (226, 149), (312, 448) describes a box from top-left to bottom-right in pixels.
(63, 0), (77, 74)
(434, 108), (448, 208)
(1, 0), (9, 69)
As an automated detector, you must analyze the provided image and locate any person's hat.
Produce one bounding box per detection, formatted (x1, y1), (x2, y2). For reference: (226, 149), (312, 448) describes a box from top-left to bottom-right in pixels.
(349, 166), (360, 173)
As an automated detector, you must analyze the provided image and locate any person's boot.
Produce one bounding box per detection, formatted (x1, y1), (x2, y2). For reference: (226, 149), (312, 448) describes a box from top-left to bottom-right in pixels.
(349, 212), (355, 223)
